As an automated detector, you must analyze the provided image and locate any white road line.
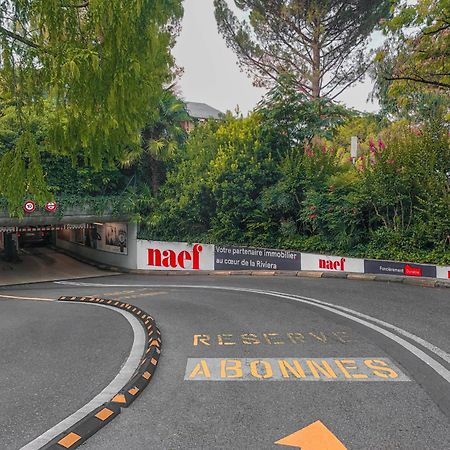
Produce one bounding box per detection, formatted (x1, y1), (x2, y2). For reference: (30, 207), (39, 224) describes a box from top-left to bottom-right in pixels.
(0, 294), (54, 302)
(20, 302), (146, 450)
(54, 281), (450, 385)
(265, 290), (450, 366)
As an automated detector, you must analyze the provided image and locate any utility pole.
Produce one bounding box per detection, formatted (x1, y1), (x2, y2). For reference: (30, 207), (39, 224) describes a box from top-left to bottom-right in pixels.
(351, 136), (358, 164)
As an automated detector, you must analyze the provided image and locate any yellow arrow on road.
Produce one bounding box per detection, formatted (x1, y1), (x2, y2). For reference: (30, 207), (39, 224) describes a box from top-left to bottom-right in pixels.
(275, 420), (347, 449)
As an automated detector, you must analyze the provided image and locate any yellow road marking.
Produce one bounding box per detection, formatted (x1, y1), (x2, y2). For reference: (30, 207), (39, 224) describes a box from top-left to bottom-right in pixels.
(0, 294), (54, 302)
(112, 394), (126, 404)
(95, 408), (114, 421)
(275, 420), (346, 449)
(128, 387), (139, 396)
(58, 432), (82, 448)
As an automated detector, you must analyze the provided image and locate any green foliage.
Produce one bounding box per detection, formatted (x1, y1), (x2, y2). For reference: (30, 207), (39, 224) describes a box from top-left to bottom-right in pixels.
(139, 114), (279, 245)
(122, 91), (189, 194)
(372, 0), (450, 117)
(256, 77), (351, 160)
(140, 102), (450, 265)
(214, 0), (390, 98)
(0, 0), (183, 213)
(43, 155), (129, 197)
(358, 122), (450, 262)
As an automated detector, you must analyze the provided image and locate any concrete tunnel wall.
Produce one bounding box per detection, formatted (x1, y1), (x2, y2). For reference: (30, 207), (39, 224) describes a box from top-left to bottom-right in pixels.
(55, 222), (138, 270)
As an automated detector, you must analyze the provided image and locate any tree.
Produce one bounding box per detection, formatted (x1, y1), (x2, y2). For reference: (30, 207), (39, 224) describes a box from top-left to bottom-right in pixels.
(122, 91), (189, 194)
(372, 0), (450, 118)
(377, 0), (450, 91)
(0, 0), (183, 214)
(256, 75), (350, 160)
(214, 0), (390, 99)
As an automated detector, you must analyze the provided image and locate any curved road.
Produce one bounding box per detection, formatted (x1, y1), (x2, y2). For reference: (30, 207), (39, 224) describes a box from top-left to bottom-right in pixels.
(1, 274), (449, 449)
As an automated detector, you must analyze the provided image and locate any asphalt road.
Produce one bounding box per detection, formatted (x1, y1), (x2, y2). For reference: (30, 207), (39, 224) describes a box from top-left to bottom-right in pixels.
(0, 247), (108, 286)
(0, 295), (132, 449)
(1, 274), (449, 449)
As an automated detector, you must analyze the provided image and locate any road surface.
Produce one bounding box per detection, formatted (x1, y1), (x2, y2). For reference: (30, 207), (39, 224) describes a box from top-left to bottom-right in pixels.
(1, 273), (449, 449)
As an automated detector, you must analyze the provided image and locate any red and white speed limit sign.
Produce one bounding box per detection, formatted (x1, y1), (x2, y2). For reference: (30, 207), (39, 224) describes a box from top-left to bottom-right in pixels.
(45, 201), (57, 213)
(23, 200), (36, 213)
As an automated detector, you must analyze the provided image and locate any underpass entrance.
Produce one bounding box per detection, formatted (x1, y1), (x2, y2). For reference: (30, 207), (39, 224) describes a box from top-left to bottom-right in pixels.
(0, 224), (106, 286)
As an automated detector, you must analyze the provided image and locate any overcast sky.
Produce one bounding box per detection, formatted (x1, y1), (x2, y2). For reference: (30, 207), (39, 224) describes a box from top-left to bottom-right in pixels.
(173, 0), (381, 115)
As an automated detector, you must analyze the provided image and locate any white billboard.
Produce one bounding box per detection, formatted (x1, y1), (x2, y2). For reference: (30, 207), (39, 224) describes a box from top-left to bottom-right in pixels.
(436, 265), (450, 280)
(301, 253), (364, 273)
(137, 240), (214, 271)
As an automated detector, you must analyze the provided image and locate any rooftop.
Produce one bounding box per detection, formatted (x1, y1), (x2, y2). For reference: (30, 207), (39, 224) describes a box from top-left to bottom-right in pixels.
(186, 102), (223, 120)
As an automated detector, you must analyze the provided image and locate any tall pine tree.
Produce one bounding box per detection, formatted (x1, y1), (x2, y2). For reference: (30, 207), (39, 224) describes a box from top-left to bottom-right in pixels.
(214, 0), (390, 99)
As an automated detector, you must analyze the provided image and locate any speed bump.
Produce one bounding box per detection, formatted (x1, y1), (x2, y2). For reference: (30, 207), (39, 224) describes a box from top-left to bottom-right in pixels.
(41, 403), (120, 449)
(52, 295), (162, 449)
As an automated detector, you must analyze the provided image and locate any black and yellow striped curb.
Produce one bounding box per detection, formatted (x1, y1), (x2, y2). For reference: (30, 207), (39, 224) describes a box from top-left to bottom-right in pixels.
(40, 296), (161, 449)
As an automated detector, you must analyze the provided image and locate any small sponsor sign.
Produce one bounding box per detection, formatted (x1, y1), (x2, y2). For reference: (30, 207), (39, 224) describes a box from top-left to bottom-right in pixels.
(301, 253), (364, 273)
(214, 245), (301, 271)
(137, 240), (214, 271)
(364, 260), (436, 278)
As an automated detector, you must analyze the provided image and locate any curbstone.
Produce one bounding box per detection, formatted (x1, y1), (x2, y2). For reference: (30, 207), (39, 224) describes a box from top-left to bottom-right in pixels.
(374, 275), (405, 283)
(296, 271), (323, 278)
(402, 278), (437, 288)
(273, 270), (298, 277)
(347, 273), (376, 281)
(321, 271), (348, 279)
(436, 280), (450, 288)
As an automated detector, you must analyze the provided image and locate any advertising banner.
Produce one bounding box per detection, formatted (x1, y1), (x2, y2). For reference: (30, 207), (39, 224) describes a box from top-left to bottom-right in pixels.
(436, 265), (450, 280)
(79, 223), (128, 254)
(364, 259), (436, 278)
(301, 253), (364, 273)
(137, 240), (214, 271)
(214, 245), (301, 271)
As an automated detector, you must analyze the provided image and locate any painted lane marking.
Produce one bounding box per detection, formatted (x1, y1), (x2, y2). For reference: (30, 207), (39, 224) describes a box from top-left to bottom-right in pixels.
(275, 420), (346, 449)
(54, 281), (450, 385)
(192, 331), (352, 346)
(265, 290), (450, 366)
(185, 357), (409, 382)
(0, 294), (55, 302)
(119, 291), (167, 300)
(258, 290), (450, 384)
(20, 302), (146, 450)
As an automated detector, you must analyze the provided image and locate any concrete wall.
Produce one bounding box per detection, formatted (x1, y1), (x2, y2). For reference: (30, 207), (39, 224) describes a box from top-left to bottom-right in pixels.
(55, 223), (138, 270)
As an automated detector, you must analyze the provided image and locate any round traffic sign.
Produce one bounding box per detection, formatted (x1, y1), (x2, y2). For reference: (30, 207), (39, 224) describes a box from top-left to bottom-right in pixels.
(45, 201), (57, 213)
(23, 200), (36, 213)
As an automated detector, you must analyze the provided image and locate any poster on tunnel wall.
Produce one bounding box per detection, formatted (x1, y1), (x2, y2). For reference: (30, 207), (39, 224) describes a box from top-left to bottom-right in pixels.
(137, 240), (214, 271)
(97, 223), (128, 255)
(214, 245), (301, 271)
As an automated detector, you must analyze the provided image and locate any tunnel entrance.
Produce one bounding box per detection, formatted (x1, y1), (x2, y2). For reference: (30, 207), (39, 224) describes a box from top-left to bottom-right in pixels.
(0, 224), (104, 286)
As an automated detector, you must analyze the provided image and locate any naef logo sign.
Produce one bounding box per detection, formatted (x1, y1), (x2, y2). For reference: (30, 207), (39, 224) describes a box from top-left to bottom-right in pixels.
(319, 257), (345, 271)
(148, 244), (203, 270)
(138, 240), (215, 271)
(301, 253), (365, 273)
